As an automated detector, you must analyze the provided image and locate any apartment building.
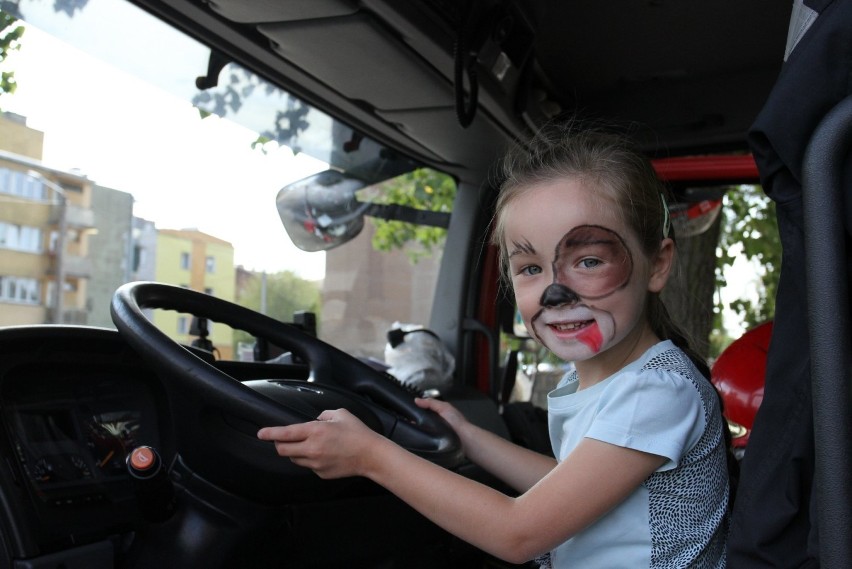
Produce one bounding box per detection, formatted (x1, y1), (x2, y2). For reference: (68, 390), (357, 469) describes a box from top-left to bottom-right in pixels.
(1, 114), (236, 361)
(0, 113), (96, 326)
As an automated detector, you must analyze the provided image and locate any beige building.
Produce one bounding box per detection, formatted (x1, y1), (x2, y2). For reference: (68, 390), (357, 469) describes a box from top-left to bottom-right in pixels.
(0, 113), (95, 326)
(152, 228), (236, 359)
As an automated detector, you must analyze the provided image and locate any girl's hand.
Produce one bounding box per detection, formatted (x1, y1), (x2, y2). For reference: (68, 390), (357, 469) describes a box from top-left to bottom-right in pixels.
(415, 397), (470, 434)
(257, 409), (384, 479)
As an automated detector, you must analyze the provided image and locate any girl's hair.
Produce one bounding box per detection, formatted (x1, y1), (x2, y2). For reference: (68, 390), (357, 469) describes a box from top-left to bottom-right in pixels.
(492, 118), (738, 504)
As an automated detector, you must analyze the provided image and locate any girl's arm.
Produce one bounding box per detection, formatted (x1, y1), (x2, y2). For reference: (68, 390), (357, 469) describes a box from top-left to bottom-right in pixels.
(415, 397), (556, 492)
(258, 409), (665, 565)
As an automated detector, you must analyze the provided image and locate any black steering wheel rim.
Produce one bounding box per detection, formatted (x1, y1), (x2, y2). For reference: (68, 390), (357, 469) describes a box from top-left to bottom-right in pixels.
(110, 281), (462, 500)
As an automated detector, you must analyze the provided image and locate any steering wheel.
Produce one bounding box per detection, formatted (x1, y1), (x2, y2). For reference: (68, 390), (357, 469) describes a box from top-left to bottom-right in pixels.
(111, 281), (463, 502)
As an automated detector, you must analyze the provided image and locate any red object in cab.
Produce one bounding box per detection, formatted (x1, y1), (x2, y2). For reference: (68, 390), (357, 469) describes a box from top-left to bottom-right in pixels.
(711, 321), (772, 449)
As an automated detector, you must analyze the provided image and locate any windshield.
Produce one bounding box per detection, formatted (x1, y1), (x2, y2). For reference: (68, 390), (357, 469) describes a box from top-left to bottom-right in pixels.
(1, 0), (455, 360)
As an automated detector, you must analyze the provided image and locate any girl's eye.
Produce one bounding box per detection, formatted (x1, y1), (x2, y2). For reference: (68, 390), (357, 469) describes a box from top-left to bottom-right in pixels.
(578, 258), (602, 269)
(519, 265), (543, 276)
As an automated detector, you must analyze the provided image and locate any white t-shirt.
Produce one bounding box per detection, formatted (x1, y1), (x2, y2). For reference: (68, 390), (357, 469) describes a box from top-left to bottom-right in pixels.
(544, 340), (728, 568)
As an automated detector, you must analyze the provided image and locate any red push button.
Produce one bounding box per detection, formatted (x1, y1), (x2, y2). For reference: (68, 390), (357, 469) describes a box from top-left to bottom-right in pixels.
(129, 446), (156, 472)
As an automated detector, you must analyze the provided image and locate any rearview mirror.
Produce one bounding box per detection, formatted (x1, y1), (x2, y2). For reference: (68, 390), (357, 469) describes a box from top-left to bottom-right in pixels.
(276, 170), (371, 252)
(277, 168), (452, 252)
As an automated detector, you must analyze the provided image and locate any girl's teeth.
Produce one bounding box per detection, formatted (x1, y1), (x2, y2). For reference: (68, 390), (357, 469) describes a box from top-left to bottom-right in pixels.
(553, 322), (585, 331)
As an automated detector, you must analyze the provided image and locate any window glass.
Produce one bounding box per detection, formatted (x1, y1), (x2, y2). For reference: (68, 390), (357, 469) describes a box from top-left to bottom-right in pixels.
(0, 276), (41, 304)
(4, 0), (455, 360)
(0, 221), (41, 253)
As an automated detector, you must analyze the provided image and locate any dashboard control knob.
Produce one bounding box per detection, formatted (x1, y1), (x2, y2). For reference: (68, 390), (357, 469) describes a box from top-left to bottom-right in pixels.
(126, 446), (176, 522)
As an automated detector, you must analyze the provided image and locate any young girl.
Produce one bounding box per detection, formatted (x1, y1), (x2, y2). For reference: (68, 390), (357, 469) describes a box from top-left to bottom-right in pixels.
(258, 122), (730, 567)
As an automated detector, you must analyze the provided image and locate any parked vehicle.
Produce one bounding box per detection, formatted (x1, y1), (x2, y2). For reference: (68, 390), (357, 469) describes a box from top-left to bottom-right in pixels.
(1, 0), (849, 567)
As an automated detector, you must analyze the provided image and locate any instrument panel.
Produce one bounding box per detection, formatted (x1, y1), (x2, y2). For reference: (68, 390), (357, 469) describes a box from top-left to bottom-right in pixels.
(3, 369), (160, 508)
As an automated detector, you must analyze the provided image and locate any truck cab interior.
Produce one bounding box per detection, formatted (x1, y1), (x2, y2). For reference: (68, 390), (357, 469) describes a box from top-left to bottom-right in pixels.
(1, 0), (850, 567)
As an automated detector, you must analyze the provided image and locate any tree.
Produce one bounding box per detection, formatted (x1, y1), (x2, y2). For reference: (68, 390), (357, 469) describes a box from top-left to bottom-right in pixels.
(233, 270), (322, 354)
(369, 168), (456, 263)
(2, 0), (92, 108)
(0, 8), (25, 106)
(715, 184), (779, 332)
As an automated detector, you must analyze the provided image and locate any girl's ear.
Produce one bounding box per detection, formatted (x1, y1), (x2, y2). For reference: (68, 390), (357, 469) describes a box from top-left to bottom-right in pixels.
(648, 238), (675, 293)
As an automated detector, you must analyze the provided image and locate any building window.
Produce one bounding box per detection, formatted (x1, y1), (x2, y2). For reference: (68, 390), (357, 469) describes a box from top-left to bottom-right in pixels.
(0, 168), (47, 200)
(204, 287), (213, 295)
(0, 222), (42, 253)
(205, 255), (216, 274)
(177, 315), (189, 335)
(180, 251), (191, 270)
(0, 276), (41, 304)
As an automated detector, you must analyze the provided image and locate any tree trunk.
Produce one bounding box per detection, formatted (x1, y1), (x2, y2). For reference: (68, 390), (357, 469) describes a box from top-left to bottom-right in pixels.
(662, 212), (723, 361)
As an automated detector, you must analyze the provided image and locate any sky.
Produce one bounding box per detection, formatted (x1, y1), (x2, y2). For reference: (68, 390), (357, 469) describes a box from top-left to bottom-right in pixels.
(1, 12), (328, 280)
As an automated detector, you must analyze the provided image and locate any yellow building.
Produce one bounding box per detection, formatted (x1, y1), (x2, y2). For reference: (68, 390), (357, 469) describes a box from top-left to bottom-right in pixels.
(153, 228), (236, 359)
(0, 114), (95, 326)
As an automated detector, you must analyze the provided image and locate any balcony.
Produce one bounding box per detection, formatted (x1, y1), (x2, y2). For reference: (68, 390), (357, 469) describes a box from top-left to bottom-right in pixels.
(50, 202), (95, 230)
(66, 203), (95, 229)
(64, 254), (93, 278)
(46, 253), (93, 278)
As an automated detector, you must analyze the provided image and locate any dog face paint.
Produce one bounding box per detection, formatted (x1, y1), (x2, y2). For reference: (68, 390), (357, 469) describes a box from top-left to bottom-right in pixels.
(541, 225), (633, 303)
(530, 225), (633, 353)
(506, 179), (652, 365)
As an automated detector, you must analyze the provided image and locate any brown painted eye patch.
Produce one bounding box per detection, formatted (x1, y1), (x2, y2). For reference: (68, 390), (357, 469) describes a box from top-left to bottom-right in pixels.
(550, 225), (633, 301)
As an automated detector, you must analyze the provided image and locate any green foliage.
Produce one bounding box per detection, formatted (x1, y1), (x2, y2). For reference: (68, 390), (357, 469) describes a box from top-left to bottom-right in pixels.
(232, 270), (322, 353)
(714, 184), (780, 342)
(369, 168), (456, 263)
(0, 9), (25, 106)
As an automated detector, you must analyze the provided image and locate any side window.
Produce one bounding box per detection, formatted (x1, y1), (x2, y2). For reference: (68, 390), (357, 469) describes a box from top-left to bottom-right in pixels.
(180, 252), (191, 270)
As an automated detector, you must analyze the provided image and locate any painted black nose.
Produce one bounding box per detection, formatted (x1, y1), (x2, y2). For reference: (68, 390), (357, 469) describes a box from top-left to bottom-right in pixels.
(540, 284), (579, 307)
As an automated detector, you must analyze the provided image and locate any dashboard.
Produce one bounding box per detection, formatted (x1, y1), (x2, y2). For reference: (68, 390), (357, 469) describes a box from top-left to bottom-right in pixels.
(0, 327), (170, 558)
(0, 324), (484, 569)
(5, 370), (158, 508)
(0, 324), (288, 558)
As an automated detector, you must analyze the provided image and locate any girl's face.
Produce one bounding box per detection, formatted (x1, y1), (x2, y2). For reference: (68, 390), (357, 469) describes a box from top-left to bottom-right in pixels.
(504, 179), (669, 370)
